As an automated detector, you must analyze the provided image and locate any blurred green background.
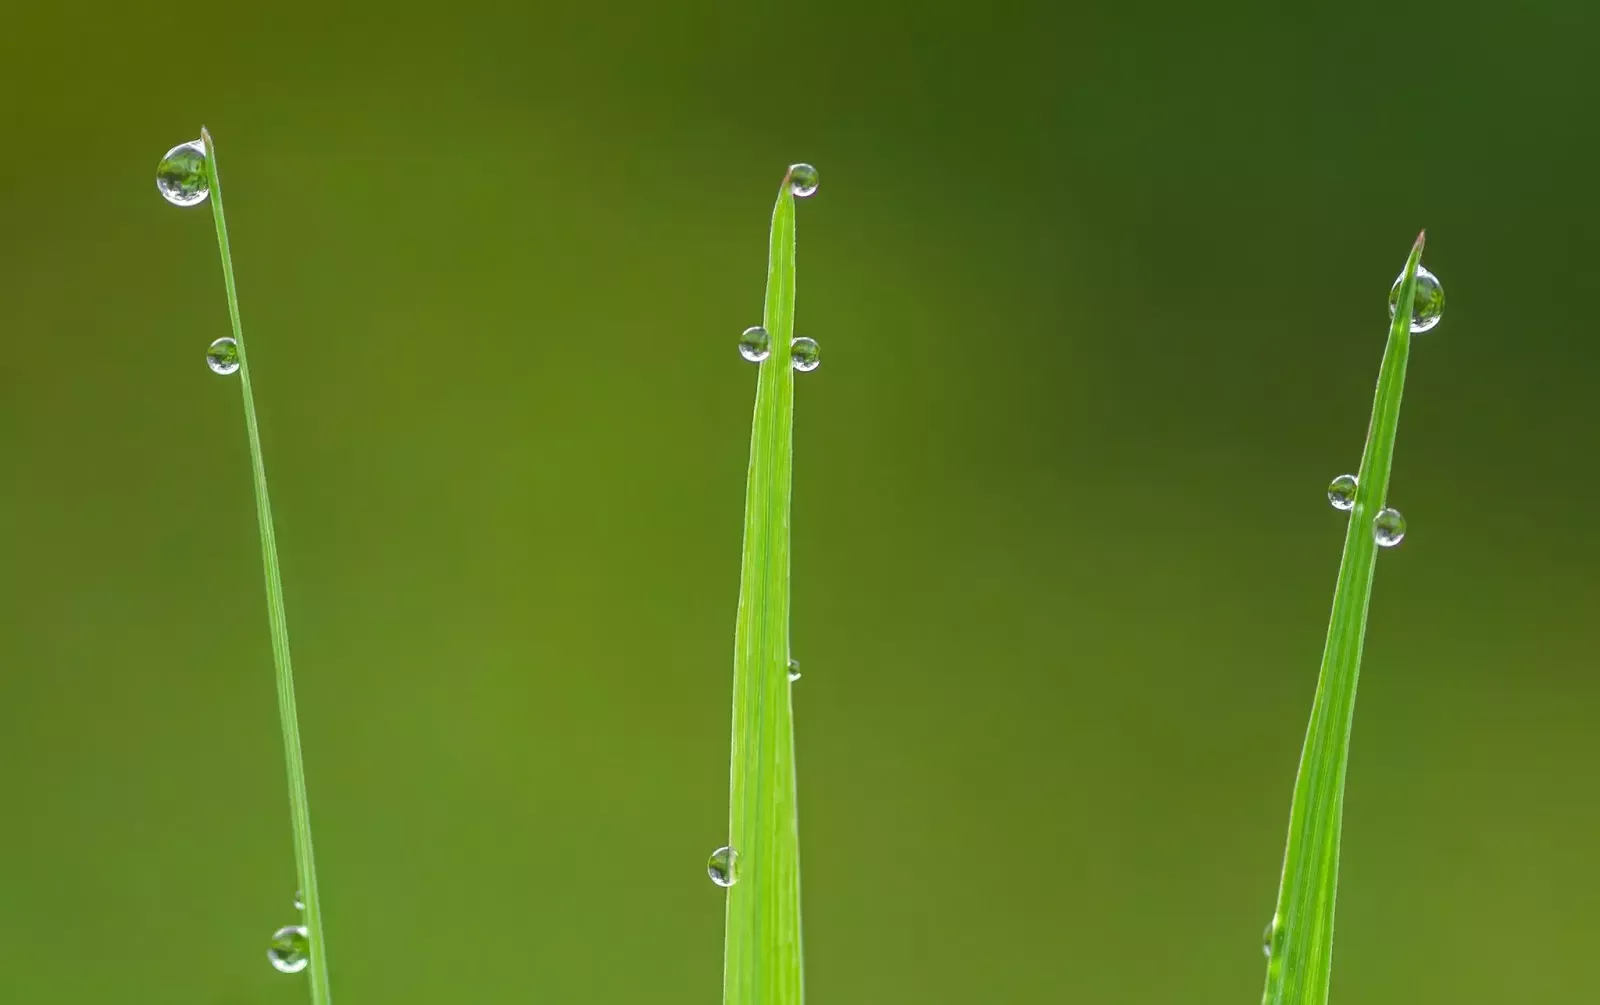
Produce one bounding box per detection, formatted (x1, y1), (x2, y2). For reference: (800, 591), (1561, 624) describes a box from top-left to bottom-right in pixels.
(2, 1), (1597, 1002)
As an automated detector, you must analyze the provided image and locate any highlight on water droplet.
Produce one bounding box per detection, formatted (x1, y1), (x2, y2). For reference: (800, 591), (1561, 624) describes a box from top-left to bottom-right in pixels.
(1373, 507), (1407, 547)
(788, 163), (819, 198)
(739, 325), (771, 363)
(1327, 473), (1358, 511)
(156, 138), (210, 207)
(790, 337), (821, 372)
(207, 337), (240, 375)
(707, 845), (739, 888)
(787, 658), (801, 682)
(267, 924), (309, 974)
(1388, 264), (1445, 334)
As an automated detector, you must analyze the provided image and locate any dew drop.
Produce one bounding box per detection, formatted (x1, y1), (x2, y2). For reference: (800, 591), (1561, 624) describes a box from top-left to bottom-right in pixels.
(790, 337), (821, 372)
(1263, 916), (1280, 959)
(1388, 265), (1444, 334)
(207, 337), (240, 375)
(739, 325), (771, 363)
(787, 658), (801, 682)
(293, 889), (305, 912)
(156, 138), (210, 207)
(267, 924), (309, 974)
(707, 846), (739, 888)
(1327, 474), (1357, 511)
(1373, 508), (1407, 547)
(788, 163), (819, 198)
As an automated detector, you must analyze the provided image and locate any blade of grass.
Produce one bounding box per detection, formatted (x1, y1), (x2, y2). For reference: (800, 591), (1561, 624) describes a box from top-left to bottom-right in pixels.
(200, 127), (332, 1005)
(1261, 231), (1428, 1005)
(722, 169), (806, 1005)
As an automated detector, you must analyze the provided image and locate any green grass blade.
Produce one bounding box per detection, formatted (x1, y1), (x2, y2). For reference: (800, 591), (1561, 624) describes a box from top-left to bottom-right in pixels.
(200, 127), (332, 1005)
(722, 169), (806, 1005)
(1262, 231), (1428, 1005)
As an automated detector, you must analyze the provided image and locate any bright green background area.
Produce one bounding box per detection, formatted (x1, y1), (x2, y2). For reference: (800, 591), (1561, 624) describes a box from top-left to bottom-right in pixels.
(2, 2), (1597, 1002)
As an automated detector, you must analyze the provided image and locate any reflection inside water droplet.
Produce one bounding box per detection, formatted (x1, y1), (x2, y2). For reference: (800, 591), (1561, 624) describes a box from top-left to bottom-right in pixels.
(708, 846), (739, 888)
(1327, 474), (1357, 511)
(788, 163), (819, 198)
(1373, 508), (1407, 547)
(157, 138), (210, 207)
(1388, 264), (1444, 334)
(207, 337), (239, 375)
(739, 326), (770, 363)
(790, 337), (820, 372)
(267, 924), (309, 974)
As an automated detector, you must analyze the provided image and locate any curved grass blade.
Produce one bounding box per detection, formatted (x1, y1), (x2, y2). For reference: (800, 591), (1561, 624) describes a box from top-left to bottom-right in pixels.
(722, 169), (808, 1005)
(200, 127), (332, 1005)
(1261, 231), (1428, 1005)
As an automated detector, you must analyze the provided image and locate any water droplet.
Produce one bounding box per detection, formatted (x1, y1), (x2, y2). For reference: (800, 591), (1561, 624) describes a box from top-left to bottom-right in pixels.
(788, 163), (819, 198)
(1373, 508), (1407, 547)
(739, 326), (771, 363)
(267, 924), (309, 974)
(707, 846), (739, 888)
(791, 337), (821, 372)
(156, 139), (210, 207)
(1327, 474), (1358, 511)
(1263, 916), (1280, 958)
(207, 337), (240, 375)
(787, 658), (801, 682)
(293, 890), (304, 912)
(1388, 265), (1444, 334)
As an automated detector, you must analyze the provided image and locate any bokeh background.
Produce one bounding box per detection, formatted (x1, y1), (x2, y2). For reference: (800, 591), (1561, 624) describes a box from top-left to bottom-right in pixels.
(2, 2), (1597, 1002)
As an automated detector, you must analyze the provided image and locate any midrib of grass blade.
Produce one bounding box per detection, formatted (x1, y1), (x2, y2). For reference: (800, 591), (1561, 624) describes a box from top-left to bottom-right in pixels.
(723, 171), (804, 1005)
(1262, 231), (1427, 1005)
(201, 127), (332, 1005)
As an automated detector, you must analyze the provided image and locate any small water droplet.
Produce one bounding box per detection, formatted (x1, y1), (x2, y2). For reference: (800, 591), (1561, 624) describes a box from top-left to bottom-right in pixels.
(1327, 474), (1358, 511)
(791, 337), (820, 372)
(267, 924), (309, 974)
(207, 337), (240, 375)
(157, 139), (210, 207)
(739, 326), (771, 363)
(1388, 265), (1444, 334)
(788, 163), (819, 198)
(1373, 508), (1407, 547)
(293, 890), (304, 912)
(1263, 916), (1280, 958)
(787, 658), (801, 682)
(707, 846), (739, 888)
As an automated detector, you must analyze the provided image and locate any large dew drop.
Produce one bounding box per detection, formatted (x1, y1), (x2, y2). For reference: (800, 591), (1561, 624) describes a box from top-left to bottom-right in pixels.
(790, 337), (821, 372)
(739, 325), (771, 363)
(707, 846), (739, 888)
(156, 139), (210, 207)
(207, 337), (239, 375)
(1388, 265), (1444, 334)
(267, 924), (309, 974)
(1373, 508), (1407, 548)
(788, 163), (819, 198)
(1327, 474), (1357, 511)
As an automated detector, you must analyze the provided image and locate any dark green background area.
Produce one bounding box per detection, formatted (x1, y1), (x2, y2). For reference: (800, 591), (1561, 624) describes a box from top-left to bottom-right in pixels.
(2, 2), (1596, 1002)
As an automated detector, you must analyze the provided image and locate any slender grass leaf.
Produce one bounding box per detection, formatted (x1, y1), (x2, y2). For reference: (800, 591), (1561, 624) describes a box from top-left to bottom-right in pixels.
(200, 127), (332, 1005)
(723, 168), (809, 1005)
(1262, 231), (1429, 1005)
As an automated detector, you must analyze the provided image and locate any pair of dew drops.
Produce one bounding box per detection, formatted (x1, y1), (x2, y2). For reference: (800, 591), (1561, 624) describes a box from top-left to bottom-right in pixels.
(740, 326), (821, 371)
(1327, 473), (1407, 547)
